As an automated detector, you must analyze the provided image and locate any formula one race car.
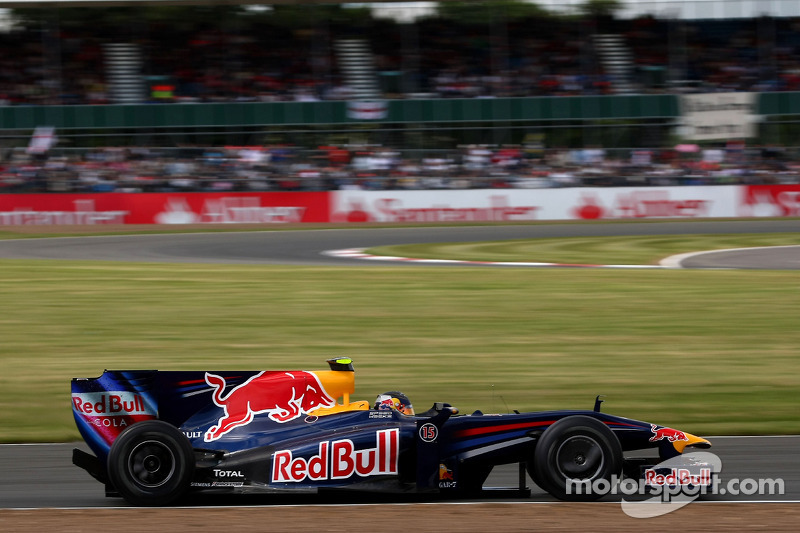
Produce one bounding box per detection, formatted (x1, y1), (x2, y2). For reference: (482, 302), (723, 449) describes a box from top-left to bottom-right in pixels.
(72, 359), (711, 506)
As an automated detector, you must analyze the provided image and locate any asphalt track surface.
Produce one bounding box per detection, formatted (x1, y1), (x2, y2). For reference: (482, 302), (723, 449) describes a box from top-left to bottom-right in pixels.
(2, 219), (799, 509)
(0, 219), (799, 268)
(1, 436), (798, 509)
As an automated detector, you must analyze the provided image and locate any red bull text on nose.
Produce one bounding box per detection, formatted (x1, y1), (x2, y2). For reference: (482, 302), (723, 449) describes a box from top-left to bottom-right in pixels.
(649, 424), (689, 443)
(204, 371), (335, 442)
(271, 429), (399, 483)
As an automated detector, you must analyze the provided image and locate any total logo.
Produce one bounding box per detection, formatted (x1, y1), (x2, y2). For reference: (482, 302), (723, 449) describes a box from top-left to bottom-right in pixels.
(271, 429), (398, 483)
(213, 469), (244, 479)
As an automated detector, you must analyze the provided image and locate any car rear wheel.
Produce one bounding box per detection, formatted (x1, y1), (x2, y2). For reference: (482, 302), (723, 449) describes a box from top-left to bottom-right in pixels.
(107, 420), (195, 506)
(530, 415), (622, 501)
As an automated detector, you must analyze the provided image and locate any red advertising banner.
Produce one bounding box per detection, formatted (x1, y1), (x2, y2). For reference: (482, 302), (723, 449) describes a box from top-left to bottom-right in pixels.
(0, 192), (330, 225)
(739, 184), (800, 217)
(2, 186), (799, 226)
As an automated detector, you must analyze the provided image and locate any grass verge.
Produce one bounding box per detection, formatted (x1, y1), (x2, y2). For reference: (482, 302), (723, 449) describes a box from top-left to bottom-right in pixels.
(1, 259), (798, 441)
(367, 233), (800, 265)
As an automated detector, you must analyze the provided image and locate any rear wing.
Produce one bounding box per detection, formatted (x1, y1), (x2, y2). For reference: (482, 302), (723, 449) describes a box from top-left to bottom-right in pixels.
(72, 358), (367, 460)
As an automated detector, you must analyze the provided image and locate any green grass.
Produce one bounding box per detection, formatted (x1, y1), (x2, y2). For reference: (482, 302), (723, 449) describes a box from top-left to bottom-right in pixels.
(368, 233), (800, 265)
(1, 258), (799, 441)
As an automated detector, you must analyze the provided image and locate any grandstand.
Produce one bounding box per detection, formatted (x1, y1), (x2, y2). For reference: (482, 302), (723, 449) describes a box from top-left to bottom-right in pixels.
(2, 1), (800, 104)
(1, 1), (800, 192)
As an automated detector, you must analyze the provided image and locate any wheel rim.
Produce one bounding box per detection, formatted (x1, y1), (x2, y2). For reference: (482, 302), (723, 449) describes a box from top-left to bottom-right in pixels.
(554, 435), (605, 481)
(127, 440), (177, 489)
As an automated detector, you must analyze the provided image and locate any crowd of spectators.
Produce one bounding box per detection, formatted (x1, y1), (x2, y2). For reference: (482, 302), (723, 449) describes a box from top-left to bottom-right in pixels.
(3, 10), (800, 194)
(2, 143), (798, 194)
(0, 25), (109, 105)
(623, 16), (800, 93)
(0, 15), (348, 105)
(371, 16), (611, 98)
(3, 12), (800, 105)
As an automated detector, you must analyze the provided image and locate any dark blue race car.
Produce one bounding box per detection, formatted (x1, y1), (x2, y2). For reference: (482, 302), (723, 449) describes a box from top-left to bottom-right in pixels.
(72, 358), (711, 506)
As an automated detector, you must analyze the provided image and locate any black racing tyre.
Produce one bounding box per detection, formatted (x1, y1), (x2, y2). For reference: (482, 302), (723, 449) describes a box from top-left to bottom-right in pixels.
(530, 415), (622, 501)
(107, 420), (195, 506)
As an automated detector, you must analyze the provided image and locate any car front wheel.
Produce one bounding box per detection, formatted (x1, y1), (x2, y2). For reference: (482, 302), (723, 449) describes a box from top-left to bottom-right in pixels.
(530, 415), (622, 501)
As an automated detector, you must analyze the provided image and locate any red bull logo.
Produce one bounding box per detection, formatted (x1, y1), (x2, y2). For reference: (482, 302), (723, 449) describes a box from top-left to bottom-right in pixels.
(438, 463), (457, 489)
(439, 464), (454, 481)
(645, 467), (712, 487)
(72, 392), (151, 416)
(271, 429), (398, 483)
(204, 371), (335, 442)
(649, 424), (689, 443)
(72, 391), (157, 444)
(377, 397), (397, 410)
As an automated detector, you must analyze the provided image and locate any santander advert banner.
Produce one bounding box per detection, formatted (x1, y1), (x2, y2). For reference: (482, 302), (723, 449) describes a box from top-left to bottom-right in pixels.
(1, 186), (799, 225)
(0, 192), (329, 225)
(330, 187), (741, 223)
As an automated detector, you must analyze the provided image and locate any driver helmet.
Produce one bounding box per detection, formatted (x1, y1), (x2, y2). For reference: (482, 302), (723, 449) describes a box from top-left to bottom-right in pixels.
(374, 391), (414, 416)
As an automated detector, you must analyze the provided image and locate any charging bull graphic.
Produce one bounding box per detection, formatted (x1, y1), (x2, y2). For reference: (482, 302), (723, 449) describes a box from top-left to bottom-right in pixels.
(649, 424), (689, 443)
(204, 371), (335, 442)
(439, 464), (454, 481)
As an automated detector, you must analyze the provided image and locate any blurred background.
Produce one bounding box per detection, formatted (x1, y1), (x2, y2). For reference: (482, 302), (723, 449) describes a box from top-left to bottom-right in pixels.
(2, 0), (800, 192)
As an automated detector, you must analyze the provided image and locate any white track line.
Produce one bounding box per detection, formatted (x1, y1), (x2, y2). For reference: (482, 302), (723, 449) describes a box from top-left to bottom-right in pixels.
(660, 244), (800, 269)
(323, 249), (668, 269)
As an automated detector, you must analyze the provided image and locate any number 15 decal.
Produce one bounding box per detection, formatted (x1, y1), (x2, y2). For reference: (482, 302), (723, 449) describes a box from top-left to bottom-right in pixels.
(419, 423), (438, 442)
